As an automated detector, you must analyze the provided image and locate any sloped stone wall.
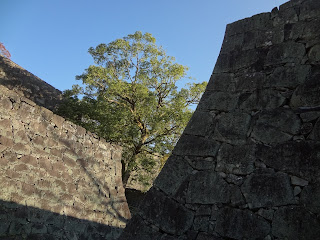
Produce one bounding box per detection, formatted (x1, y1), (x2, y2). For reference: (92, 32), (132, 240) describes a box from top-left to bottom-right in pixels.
(0, 85), (130, 239)
(0, 56), (62, 111)
(120, 0), (320, 239)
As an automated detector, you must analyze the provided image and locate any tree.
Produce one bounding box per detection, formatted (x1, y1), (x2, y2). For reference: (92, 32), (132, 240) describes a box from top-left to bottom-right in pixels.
(0, 42), (11, 59)
(57, 31), (207, 187)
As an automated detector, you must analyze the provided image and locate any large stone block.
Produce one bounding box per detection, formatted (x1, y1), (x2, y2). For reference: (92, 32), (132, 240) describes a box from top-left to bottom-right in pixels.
(272, 206), (320, 239)
(197, 91), (240, 111)
(241, 171), (295, 208)
(119, 215), (162, 240)
(214, 48), (269, 73)
(173, 135), (220, 157)
(265, 65), (310, 89)
(206, 73), (235, 92)
(309, 118), (320, 140)
(257, 141), (320, 181)
(265, 42), (306, 66)
(184, 111), (214, 136)
(216, 144), (255, 175)
(215, 207), (270, 239)
(290, 66), (320, 108)
(300, 0), (320, 20)
(154, 155), (193, 197)
(139, 188), (194, 235)
(233, 72), (266, 92)
(225, 13), (272, 37)
(301, 184), (320, 214)
(251, 109), (301, 144)
(213, 112), (251, 144)
(187, 171), (230, 204)
(239, 89), (286, 111)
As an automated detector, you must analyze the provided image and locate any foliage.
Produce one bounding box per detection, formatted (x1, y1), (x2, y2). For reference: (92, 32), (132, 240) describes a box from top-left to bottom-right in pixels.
(0, 42), (11, 59)
(57, 31), (207, 187)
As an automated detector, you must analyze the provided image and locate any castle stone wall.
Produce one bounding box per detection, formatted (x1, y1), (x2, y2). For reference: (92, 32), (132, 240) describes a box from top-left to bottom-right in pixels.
(120, 0), (320, 239)
(0, 85), (130, 239)
(0, 56), (62, 111)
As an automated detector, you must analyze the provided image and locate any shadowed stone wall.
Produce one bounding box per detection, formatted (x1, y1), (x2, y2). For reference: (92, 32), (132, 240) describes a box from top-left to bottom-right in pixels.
(0, 55), (62, 111)
(120, 0), (320, 239)
(0, 85), (130, 239)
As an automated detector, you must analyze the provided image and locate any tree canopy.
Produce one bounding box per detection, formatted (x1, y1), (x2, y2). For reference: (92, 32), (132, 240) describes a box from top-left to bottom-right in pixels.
(57, 31), (207, 187)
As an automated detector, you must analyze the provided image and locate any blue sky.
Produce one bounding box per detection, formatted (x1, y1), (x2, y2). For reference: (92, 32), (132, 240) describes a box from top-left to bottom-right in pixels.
(2, 0), (288, 92)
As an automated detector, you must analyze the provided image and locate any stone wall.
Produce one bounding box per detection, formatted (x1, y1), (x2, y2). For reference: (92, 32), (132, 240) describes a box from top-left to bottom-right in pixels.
(0, 85), (130, 239)
(0, 55), (62, 111)
(119, 0), (320, 239)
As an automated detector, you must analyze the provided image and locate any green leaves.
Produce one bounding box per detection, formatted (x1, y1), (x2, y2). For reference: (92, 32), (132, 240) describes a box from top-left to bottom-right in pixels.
(57, 31), (207, 187)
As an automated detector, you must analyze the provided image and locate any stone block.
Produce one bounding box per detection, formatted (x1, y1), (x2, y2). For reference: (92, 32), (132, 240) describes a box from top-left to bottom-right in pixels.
(216, 144), (255, 175)
(30, 121), (48, 137)
(234, 71), (266, 92)
(140, 188), (194, 235)
(184, 111), (214, 136)
(291, 67), (320, 109)
(273, 3), (299, 26)
(119, 215), (162, 240)
(31, 223), (47, 234)
(40, 107), (53, 122)
(220, 33), (244, 54)
(300, 111), (320, 122)
(0, 221), (10, 235)
(14, 129), (30, 144)
(290, 175), (309, 186)
(225, 13), (272, 37)
(193, 216), (210, 232)
(308, 44), (320, 63)
(239, 89), (286, 111)
(230, 185), (245, 207)
(266, 65), (310, 89)
(257, 208), (274, 221)
(257, 141), (320, 181)
(196, 232), (223, 240)
(52, 114), (65, 128)
(301, 184), (320, 214)
(17, 102), (35, 121)
(300, 0), (320, 20)
(294, 186), (302, 196)
(272, 206), (320, 239)
(173, 135), (220, 157)
(198, 91), (239, 111)
(215, 207), (270, 239)
(13, 143), (31, 155)
(206, 73), (235, 92)
(251, 109), (301, 144)
(241, 171), (295, 208)
(0, 118), (12, 129)
(32, 135), (46, 148)
(187, 171), (230, 204)
(186, 156), (215, 170)
(309, 118), (320, 140)
(225, 174), (244, 185)
(0, 97), (12, 110)
(39, 157), (53, 172)
(154, 155), (193, 196)
(13, 163), (29, 172)
(212, 112), (251, 145)
(0, 135), (14, 148)
(265, 42), (306, 66)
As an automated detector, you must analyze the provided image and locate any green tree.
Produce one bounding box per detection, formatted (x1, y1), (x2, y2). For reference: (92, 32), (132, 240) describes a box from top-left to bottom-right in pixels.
(57, 31), (207, 187)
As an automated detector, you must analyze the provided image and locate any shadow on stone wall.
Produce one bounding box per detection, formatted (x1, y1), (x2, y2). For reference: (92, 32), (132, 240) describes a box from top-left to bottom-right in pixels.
(0, 55), (62, 111)
(0, 84), (131, 239)
(0, 200), (123, 240)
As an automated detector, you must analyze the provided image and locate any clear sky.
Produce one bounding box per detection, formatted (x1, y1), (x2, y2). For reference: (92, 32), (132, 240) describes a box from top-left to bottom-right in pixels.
(2, 0), (289, 92)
